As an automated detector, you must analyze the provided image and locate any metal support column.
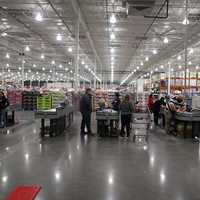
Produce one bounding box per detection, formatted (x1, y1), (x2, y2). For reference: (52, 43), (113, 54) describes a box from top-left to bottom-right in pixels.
(22, 56), (25, 89)
(53, 66), (56, 87)
(74, 9), (80, 92)
(2, 64), (5, 89)
(149, 74), (152, 93)
(184, 0), (189, 94)
(94, 57), (97, 90)
(168, 62), (171, 95)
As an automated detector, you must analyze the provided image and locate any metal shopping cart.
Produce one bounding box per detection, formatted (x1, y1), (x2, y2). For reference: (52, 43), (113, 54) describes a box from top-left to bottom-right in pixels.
(132, 105), (151, 142)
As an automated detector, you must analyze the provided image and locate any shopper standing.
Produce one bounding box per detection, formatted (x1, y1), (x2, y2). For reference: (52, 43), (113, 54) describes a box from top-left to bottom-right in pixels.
(80, 88), (93, 135)
(120, 95), (133, 137)
(147, 94), (154, 113)
(112, 92), (121, 112)
(0, 92), (9, 128)
(152, 95), (161, 126)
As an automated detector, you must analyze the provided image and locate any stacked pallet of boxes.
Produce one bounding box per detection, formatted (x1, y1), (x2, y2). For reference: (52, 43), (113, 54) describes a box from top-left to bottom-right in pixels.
(22, 91), (40, 110)
(50, 92), (65, 108)
(37, 95), (52, 110)
(7, 90), (22, 110)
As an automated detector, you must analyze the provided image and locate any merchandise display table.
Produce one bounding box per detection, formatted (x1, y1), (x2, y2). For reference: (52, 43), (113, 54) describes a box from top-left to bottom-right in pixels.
(35, 105), (74, 137)
(96, 109), (119, 137)
(175, 111), (200, 138)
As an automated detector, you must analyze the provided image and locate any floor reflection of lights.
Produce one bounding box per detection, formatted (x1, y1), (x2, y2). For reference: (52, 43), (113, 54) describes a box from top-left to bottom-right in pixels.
(54, 171), (61, 182)
(68, 154), (72, 161)
(160, 170), (166, 184)
(25, 153), (29, 160)
(2, 176), (8, 183)
(108, 174), (114, 185)
(5, 147), (10, 151)
(150, 155), (155, 167)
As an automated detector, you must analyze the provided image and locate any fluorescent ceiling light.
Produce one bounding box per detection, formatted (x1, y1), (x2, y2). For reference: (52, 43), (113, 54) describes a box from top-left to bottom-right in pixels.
(56, 33), (62, 41)
(110, 14), (116, 24)
(41, 54), (45, 59)
(1, 32), (7, 36)
(182, 17), (189, 25)
(179, 65), (182, 69)
(110, 48), (114, 53)
(163, 37), (169, 44)
(25, 46), (30, 51)
(68, 47), (72, 52)
(6, 53), (10, 59)
(110, 32), (116, 40)
(177, 55), (181, 60)
(145, 57), (149, 61)
(51, 60), (55, 65)
(81, 60), (85, 65)
(59, 64), (63, 68)
(140, 61), (143, 66)
(189, 48), (194, 54)
(35, 13), (43, 22)
(153, 50), (157, 55)
(33, 64), (36, 68)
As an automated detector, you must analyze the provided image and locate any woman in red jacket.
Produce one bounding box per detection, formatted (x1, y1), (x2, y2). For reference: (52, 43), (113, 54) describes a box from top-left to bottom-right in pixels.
(147, 94), (154, 113)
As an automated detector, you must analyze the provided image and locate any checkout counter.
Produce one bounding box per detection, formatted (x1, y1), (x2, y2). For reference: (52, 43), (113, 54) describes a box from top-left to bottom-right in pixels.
(35, 104), (74, 138)
(96, 109), (119, 137)
(165, 95), (200, 138)
(175, 110), (200, 138)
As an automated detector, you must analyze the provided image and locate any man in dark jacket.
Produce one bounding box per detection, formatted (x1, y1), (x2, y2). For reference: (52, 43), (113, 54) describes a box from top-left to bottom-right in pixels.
(112, 92), (121, 112)
(80, 88), (93, 135)
(0, 92), (9, 128)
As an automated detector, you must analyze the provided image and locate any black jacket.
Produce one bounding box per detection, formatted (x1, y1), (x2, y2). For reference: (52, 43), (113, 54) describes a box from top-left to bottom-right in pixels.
(0, 97), (9, 110)
(80, 94), (92, 114)
(152, 100), (161, 114)
(112, 97), (121, 111)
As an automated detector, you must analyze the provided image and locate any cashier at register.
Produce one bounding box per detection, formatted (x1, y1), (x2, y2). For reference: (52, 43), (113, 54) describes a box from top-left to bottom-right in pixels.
(168, 95), (186, 113)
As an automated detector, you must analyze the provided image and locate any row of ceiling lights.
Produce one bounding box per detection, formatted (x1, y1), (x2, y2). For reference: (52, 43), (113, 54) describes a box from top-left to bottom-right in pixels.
(1, 13), (92, 83)
(121, 16), (194, 86)
(34, 12), (98, 82)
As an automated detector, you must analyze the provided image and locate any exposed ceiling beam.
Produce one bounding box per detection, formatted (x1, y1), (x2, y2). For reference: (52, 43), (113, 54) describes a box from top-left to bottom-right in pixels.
(69, 0), (103, 77)
(146, 23), (200, 69)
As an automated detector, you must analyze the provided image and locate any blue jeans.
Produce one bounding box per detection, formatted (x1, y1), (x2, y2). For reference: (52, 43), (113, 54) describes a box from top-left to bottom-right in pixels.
(0, 109), (6, 128)
(81, 112), (91, 133)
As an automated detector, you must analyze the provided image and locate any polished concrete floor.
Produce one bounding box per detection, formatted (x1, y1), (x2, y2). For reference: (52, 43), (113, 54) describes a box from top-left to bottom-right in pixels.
(0, 113), (200, 200)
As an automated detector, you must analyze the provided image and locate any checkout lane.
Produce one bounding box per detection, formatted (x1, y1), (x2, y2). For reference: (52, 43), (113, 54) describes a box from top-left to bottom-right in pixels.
(161, 95), (200, 139)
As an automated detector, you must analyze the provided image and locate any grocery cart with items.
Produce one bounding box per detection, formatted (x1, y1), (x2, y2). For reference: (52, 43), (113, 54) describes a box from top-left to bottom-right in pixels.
(132, 105), (151, 142)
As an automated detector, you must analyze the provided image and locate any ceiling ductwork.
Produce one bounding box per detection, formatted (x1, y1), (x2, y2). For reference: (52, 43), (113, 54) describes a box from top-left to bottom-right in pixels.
(122, 0), (156, 16)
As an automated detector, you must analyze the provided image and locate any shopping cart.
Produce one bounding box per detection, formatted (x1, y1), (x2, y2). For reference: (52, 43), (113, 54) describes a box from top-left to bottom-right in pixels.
(132, 105), (151, 142)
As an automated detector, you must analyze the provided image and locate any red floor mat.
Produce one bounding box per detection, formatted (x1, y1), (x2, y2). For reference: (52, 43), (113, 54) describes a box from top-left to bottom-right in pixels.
(5, 186), (41, 200)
